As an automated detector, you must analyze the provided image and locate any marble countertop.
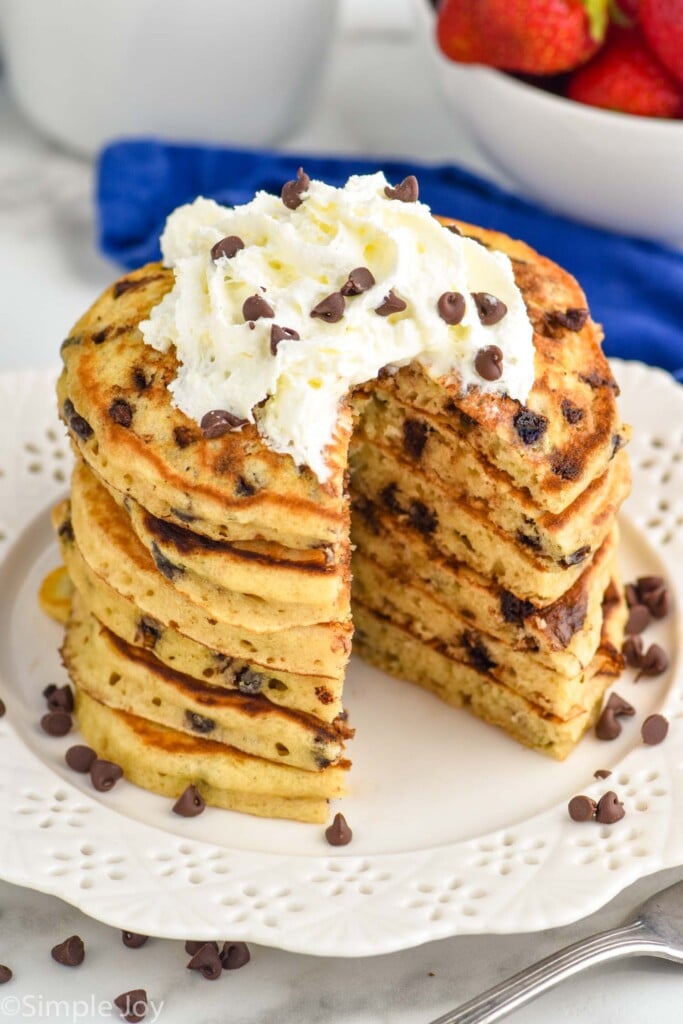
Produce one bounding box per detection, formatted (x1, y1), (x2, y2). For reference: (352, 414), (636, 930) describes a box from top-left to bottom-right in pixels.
(1, 2), (681, 1021)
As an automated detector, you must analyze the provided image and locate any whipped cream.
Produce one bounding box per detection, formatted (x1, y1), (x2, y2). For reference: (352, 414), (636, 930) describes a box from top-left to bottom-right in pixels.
(140, 172), (534, 481)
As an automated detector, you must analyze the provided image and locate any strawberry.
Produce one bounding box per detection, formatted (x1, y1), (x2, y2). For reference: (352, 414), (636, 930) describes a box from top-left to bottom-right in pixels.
(436, 0), (609, 76)
(567, 28), (683, 116)
(639, 0), (683, 86)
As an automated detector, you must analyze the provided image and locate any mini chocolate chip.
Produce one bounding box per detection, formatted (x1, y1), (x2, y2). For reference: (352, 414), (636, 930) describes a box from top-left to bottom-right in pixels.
(114, 988), (148, 1023)
(500, 590), (536, 626)
(122, 931), (149, 949)
(173, 425), (196, 448)
(151, 542), (182, 581)
(642, 713), (669, 745)
(375, 290), (407, 317)
(561, 399), (584, 424)
(0, 965), (12, 983)
(549, 307), (589, 331)
(235, 667), (263, 696)
(568, 794), (596, 822)
(185, 711), (215, 734)
(63, 398), (75, 419)
(281, 166), (310, 210)
(235, 476), (256, 497)
(472, 292), (507, 326)
(636, 643), (669, 680)
(185, 941), (219, 956)
(606, 692), (635, 717)
(403, 419), (428, 459)
(187, 942), (223, 980)
(446, 222), (462, 235)
(623, 635), (645, 668)
(173, 785), (206, 818)
(563, 546), (591, 567)
(550, 453), (581, 481)
(625, 583), (640, 608)
(135, 615), (162, 650)
(595, 791), (625, 824)
(325, 812), (352, 846)
(41, 711), (72, 737)
(109, 399), (133, 427)
(380, 482), (402, 514)
(270, 324), (300, 355)
(626, 603), (650, 635)
(408, 500), (437, 535)
(211, 235), (244, 261)
(594, 769), (612, 779)
(242, 294), (274, 321)
(90, 758), (123, 792)
(516, 530), (542, 552)
(310, 292), (345, 323)
(132, 367), (149, 390)
(69, 414), (93, 440)
(0, 699), (5, 718)
(220, 941), (251, 970)
(92, 327), (110, 344)
(474, 345), (504, 381)
(384, 175), (419, 202)
(66, 745), (96, 773)
(51, 935), (85, 967)
(595, 708), (621, 741)
(437, 291), (466, 325)
(340, 267), (375, 296)
(513, 408), (547, 445)
(200, 408), (248, 439)
(47, 684), (74, 713)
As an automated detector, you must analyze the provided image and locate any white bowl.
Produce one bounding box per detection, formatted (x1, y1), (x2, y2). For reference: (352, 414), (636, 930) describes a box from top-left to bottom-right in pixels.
(416, 0), (683, 245)
(0, 0), (339, 157)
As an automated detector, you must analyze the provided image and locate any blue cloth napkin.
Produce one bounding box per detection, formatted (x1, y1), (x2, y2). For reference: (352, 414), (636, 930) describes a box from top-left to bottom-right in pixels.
(97, 140), (683, 381)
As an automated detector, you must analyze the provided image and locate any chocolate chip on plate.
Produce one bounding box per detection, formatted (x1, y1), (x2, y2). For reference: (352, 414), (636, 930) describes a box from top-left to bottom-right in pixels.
(172, 785), (206, 818)
(51, 935), (85, 967)
(242, 294), (274, 322)
(0, 699), (5, 718)
(42, 683), (58, 700)
(437, 291), (466, 326)
(65, 745), (97, 773)
(641, 713), (669, 746)
(185, 941), (218, 957)
(375, 290), (407, 317)
(211, 235), (244, 262)
(384, 175), (419, 203)
(594, 769), (612, 780)
(595, 791), (625, 824)
(270, 324), (300, 355)
(595, 708), (621, 741)
(568, 794), (597, 822)
(475, 345), (504, 381)
(623, 635), (645, 668)
(636, 576), (670, 618)
(220, 941), (251, 971)
(122, 931), (149, 949)
(325, 812), (353, 846)
(90, 758), (123, 792)
(0, 965), (12, 984)
(636, 643), (669, 680)
(605, 692), (636, 717)
(200, 409), (248, 439)
(341, 267), (375, 296)
(114, 988), (148, 1023)
(47, 684), (74, 713)
(41, 711), (72, 737)
(281, 167), (310, 210)
(187, 942), (223, 980)
(625, 603), (651, 635)
(472, 292), (508, 326)
(624, 583), (640, 608)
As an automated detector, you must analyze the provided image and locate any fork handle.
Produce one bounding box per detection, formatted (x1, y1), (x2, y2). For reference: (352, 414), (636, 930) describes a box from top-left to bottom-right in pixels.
(428, 921), (666, 1024)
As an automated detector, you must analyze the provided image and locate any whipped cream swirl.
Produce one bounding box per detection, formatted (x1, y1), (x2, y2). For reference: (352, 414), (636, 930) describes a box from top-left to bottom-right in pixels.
(140, 172), (534, 481)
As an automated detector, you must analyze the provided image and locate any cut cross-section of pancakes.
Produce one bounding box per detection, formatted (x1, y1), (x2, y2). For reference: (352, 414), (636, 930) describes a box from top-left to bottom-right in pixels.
(52, 179), (630, 822)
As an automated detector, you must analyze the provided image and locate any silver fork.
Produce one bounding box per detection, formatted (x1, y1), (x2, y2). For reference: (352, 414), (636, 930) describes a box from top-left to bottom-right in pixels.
(428, 877), (683, 1024)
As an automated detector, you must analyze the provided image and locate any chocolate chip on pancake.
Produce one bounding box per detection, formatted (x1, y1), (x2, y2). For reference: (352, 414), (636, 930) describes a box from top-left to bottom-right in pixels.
(151, 542), (183, 581)
(325, 811), (353, 846)
(446, 222), (462, 235)
(561, 399), (584, 424)
(41, 710), (72, 737)
(211, 235), (244, 261)
(310, 292), (345, 323)
(472, 292), (507, 325)
(270, 324), (300, 355)
(595, 791), (625, 824)
(437, 291), (466, 325)
(69, 413), (93, 440)
(500, 590), (536, 626)
(90, 758), (124, 792)
(550, 452), (582, 481)
(402, 419), (428, 459)
(408, 500), (437, 535)
(513, 408), (547, 445)
(547, 307), (589, 332)
(173, 424), (197, 448)
(641, 713), (669, 745)
(242, 294), (274, 322)
(135, 615), (162, 650)
(173, 785), (206, 817)
(113, 273), (165, 299)
(375, 290), (407, 317)
(186, 711), (216, 734)
(200, 409), (248, 439)
(109, 399), (133, 427)
(281, 166), (310, 210)
(341, 267), (375, 296)
(92, 326), (110, 345)
(568, 794), (596, 822)
(562, 545), (591, 567)
(51, 935), (85, 967)
(384, 175), (419, 202)
(475, 345), (504, 381)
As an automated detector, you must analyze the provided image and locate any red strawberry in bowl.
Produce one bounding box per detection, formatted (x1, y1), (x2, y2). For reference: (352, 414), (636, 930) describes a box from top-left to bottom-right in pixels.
(639, 0), (683, 86)
(436, 0), (609, 75)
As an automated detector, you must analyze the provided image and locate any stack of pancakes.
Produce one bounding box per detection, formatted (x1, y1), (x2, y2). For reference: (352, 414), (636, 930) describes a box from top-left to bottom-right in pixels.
(55, 219), (629, 823)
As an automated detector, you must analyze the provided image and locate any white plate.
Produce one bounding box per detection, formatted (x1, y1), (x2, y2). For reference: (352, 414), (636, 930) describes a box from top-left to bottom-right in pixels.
(0, 361), (681, 957)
